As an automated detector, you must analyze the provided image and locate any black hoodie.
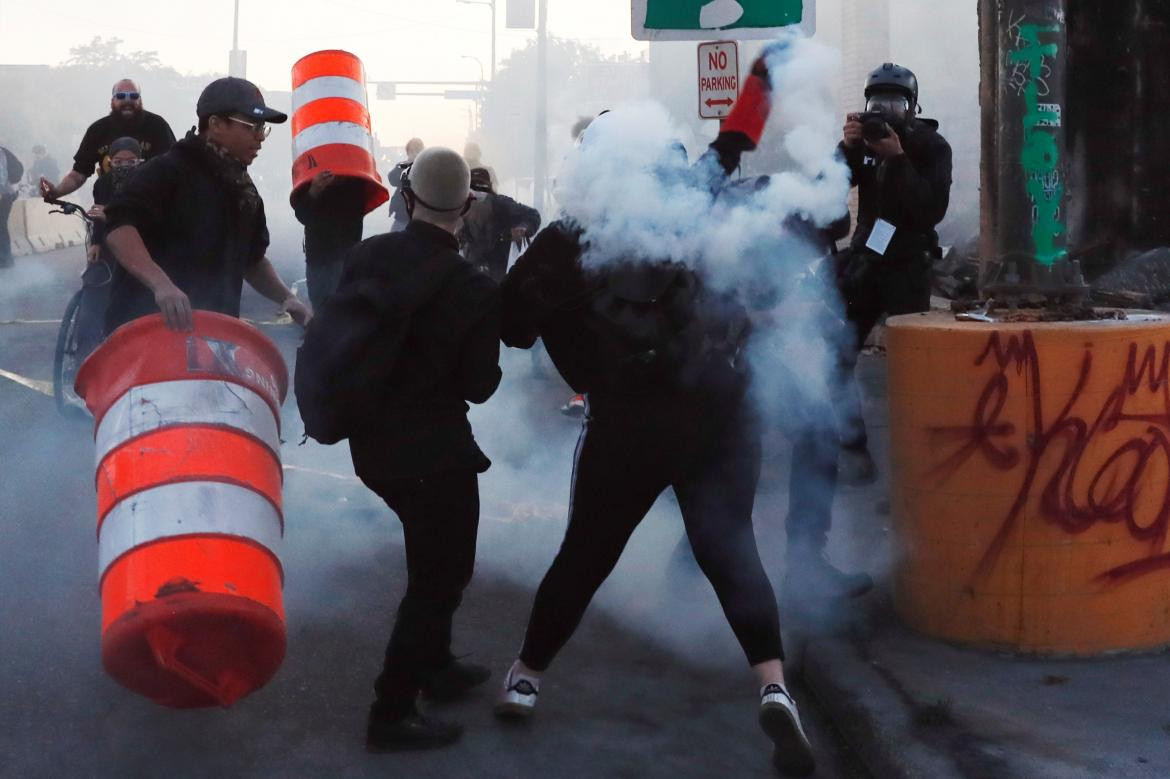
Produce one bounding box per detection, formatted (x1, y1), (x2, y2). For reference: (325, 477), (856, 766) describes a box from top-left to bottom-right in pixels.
(102, 133), (269, 333)
(328, 220), (502, 479)
(838, 117), (952, 258)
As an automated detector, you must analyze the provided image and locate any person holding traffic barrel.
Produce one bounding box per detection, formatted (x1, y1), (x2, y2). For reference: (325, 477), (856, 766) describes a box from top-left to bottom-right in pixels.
(833, 63), (952, 484)
(101, 77), (311, 333)
(295, 147), (501, 752)
(492, 43), (817, 777)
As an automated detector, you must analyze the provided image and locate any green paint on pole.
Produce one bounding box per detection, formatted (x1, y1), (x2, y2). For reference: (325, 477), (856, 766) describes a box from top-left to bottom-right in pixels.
(645, 0), (803, 30)
(1010, 23), (1066, 266)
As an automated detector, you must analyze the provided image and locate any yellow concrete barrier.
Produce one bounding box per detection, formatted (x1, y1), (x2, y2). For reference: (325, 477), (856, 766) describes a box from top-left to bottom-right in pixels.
(21, 198), (86, 254)
(887, 310), (1170, 655)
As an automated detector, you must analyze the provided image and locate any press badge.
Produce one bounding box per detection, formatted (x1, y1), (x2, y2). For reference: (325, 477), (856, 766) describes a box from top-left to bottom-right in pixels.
(865, 219), (897, 256)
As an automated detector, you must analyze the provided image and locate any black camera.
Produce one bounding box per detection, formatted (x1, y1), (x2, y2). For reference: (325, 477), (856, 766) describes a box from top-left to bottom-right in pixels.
(857, 110), (891, 142)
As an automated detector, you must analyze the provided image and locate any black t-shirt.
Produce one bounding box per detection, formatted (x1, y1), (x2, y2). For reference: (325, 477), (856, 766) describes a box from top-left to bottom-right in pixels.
(72, 110), (176, 177)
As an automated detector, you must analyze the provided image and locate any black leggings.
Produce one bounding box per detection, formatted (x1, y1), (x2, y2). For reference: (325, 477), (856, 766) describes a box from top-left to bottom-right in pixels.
(519, 397), (784, 670)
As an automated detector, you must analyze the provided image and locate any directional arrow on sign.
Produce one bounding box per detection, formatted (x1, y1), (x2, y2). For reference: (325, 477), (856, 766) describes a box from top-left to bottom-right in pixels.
(705, 97), (734, 108)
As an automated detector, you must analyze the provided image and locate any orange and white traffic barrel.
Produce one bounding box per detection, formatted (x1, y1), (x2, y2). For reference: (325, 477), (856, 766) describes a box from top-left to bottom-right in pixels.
(75, 312), (288, 707)
(291, 49), (389, 213)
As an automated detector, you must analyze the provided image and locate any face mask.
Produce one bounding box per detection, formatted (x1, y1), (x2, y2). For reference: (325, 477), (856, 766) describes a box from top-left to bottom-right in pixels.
(109, 164), (138, 191)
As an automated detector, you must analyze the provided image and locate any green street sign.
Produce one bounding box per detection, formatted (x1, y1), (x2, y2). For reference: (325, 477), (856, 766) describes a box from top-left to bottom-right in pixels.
(632, 0), (813, 41)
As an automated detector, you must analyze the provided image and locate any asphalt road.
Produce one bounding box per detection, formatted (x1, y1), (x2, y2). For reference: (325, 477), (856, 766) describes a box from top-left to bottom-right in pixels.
(0, 241), (873, 778)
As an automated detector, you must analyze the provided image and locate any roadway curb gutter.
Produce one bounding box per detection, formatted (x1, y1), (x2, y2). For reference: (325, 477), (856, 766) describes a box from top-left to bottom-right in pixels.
(800, 631), (961, 779)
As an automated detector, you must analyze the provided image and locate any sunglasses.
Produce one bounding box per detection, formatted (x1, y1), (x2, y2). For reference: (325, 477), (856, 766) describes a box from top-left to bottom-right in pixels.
(226, 115), (272, 139)
(113, 91), (141, 101)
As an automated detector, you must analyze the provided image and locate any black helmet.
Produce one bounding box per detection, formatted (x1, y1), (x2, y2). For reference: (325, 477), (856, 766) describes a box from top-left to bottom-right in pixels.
(864, 63), (918, 106)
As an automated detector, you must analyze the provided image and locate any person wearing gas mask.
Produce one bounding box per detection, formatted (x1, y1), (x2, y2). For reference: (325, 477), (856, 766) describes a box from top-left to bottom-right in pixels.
(297, 147), (501, 752)
(835, 63), (952, 484)
(493, 45), (817, 777)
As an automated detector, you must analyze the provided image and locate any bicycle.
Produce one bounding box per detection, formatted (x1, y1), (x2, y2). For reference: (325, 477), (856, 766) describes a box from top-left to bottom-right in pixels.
(46, 198), (106, 418)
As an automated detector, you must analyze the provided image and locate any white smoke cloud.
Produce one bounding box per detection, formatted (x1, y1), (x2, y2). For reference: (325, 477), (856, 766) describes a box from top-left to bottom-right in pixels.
(546, 32), (851, 426)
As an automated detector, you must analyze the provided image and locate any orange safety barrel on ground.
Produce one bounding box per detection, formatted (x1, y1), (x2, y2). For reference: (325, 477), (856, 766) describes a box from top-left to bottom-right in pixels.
(291, 49), (389, 213)
(74, 312), (289, 707)
(887, 310), (1170, 655)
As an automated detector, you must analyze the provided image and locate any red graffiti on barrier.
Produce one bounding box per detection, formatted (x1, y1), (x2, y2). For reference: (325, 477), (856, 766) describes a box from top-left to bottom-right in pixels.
(929, 331), (1170, 586)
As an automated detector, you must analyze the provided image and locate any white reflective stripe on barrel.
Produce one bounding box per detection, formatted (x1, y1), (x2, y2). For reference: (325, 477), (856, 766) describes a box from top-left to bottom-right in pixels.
(292, 122), (374, 158)
(98, 481), (283, 579)
(95, 380), (280, 466)
(291, 76), (368, 113)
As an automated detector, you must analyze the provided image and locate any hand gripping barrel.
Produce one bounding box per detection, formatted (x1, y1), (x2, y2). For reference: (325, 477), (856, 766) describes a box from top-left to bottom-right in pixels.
(75, 312), (289, 707)
(291, 49), (389, 213)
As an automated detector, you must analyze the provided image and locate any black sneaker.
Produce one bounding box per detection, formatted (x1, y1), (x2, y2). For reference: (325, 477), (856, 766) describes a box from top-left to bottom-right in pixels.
(420, 660), (491, 702)
(759, 684), (815, 777)
(838, 446), (877, 486)
(366, 708), (463, 752)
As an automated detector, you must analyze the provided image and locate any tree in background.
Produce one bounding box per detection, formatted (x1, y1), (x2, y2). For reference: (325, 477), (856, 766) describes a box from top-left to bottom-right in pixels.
(475, 37), (648, 200)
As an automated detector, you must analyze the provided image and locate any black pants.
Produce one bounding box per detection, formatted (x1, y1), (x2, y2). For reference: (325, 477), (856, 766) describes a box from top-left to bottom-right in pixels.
(836, 249), (932, 451)
(786, 420), (839, 549)
(519, 396), (784, 671)
(359, 468), (481, 717)
(305, 259), (345, 312)
(0, 193), (15, 268)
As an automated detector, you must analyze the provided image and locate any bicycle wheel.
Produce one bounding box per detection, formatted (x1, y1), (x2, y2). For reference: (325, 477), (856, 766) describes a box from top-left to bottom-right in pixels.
(53, 289), (87, 418)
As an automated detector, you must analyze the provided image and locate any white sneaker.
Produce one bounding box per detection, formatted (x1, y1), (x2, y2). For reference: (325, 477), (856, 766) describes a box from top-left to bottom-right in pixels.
(759, 684), (815, 777)
(494, 676), (539, 720)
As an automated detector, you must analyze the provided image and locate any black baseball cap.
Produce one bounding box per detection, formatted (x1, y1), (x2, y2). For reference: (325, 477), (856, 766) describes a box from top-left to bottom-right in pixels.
(196, 77), (288, 123)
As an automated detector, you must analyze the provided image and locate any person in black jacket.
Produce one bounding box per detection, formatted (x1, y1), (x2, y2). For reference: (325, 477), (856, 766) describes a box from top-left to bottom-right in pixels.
(834, 63), (952, 484)
(102, 77), (310, 333)
(40, 78), (176, 202)
(387, 137), (424, 232)
(492, 46), (817, 777)
(313, 147), (501, 752)
(0, 145), (22, 269)
(291, 170), (367, 310)
(64, 137), (143, 359)
(459, 167), (541, 281)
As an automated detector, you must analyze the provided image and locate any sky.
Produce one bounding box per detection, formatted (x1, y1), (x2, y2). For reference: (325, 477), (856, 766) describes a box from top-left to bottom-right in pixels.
(0, 0), (652, 150)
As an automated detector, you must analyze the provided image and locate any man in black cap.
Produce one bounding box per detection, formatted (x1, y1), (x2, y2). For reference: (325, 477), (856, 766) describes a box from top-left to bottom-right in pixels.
(40, 78), (175, 202)
(103, 76), (311, 333)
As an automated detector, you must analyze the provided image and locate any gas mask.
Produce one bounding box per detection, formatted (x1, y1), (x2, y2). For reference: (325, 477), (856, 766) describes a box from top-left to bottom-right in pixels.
(864, 92), (911, 132)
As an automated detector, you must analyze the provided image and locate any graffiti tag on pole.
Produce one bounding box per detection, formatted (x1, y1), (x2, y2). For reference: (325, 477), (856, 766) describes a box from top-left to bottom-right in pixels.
(1010, 22), (1067, 266)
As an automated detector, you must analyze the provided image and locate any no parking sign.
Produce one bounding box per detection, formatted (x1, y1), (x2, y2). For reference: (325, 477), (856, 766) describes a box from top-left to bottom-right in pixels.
(698, 41), (738, 120)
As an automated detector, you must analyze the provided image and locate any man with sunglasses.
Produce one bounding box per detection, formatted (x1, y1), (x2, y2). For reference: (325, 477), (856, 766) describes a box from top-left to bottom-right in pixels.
(101, 77), (310, 334)
(39, 79), (175, 202)
(831, 63), (952, 486)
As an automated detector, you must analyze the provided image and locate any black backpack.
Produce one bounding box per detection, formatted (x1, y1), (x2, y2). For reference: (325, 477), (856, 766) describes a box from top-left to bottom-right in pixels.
(587, 260), (750, 392)
(294, 249), (458, 444)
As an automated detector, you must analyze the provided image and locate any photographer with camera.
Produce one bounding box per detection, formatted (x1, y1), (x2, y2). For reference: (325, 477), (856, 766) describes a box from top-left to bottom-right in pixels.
(835, 63), (952, 483)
